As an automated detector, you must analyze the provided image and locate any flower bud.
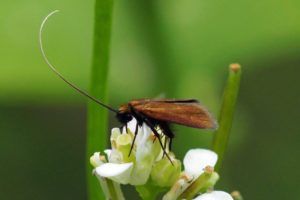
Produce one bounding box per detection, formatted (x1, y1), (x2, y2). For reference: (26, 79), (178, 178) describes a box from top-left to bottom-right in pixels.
(151, 155), (181, 187)
(231, 191), (243, 200)
(116, 133), (135, 163)
(90, 152), (106, 168)
(193, 191), (234, 200)
(110, 128), (122, 149)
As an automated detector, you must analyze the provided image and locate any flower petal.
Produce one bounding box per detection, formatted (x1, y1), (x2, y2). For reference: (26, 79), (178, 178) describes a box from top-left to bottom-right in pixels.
(193, 191), (233, 200)
(129, 123), (162, 185)
(104, 149), (112, 157)
(183, 149), (218, 177)
(90, 152), (104, 167)
(127, 117), (138, 133)
(95, 162), (133, 184)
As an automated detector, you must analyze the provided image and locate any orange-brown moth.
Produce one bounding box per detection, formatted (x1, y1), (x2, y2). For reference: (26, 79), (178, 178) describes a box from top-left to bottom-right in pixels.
(117, 98), (217, 159)
(39, 11), (217, 162)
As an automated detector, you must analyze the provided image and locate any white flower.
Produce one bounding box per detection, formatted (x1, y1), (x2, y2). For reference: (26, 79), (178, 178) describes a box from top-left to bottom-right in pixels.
(193, 191), (233, 200)
(163, 149), (218, 200)
(92, 118), (163, 185)
(184, 149), (218, 178)
(95, 162), (134, 184)
(90, 152), (105, 167)
(90, 152), (125, 200)
(90, 118), (227, 200)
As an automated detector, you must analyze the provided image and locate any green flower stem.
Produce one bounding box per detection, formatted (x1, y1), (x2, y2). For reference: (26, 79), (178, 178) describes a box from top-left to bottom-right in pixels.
(212, 64), (241, 172)
(136, 181), (166, 200)
(106, 179), (123, 200)
(179, 171), (219, 200)
(95, 177), (124, 200)
(86, 0), (114, 200)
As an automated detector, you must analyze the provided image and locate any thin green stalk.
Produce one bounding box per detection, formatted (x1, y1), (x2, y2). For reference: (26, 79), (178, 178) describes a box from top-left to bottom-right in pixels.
(94, 176), (124, 200)
(136, 181), (166, 200)
(180, 171), (219, 200)
(106, 179), (119, 200)
(86, 0), (114, 200)
(212, 64), (241, 172)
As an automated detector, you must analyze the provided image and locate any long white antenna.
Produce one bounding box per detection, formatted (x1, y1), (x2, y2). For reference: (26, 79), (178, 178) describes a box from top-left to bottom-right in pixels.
(39, 10), (118, 113)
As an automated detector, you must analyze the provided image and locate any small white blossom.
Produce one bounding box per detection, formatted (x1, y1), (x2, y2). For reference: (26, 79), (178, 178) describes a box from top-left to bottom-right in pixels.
(90, 152), (105, 168)
(193, 191), (233, 200)
(95, 162), (133, 184)
(163, 149), (218, 200)
(183, 149), (218, 178)
(90, 118), (231, 200)
(90, 152), (125, 199)
(92, 118), (164, 185)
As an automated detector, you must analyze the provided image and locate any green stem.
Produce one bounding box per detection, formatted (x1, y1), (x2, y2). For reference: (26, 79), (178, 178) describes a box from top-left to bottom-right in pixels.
(86, 0), (114, 200)
(106, 179), (122, 200)
(180, 171), (219, 200)
(95, 176), (124, 200)
(106, 179), (117, 200)
(212, 64), (241, 172)
(136, 181), (165, 200)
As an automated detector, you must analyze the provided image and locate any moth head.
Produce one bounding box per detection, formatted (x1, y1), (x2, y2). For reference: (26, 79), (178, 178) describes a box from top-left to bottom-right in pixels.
(116, 105), (132, 124)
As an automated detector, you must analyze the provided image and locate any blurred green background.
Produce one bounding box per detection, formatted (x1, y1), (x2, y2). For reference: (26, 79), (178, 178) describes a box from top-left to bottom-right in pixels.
(1, 0), (300, 199)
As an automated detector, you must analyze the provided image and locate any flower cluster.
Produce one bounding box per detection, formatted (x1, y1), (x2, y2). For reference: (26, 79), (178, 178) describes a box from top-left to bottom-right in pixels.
(90, 118), (234, 200)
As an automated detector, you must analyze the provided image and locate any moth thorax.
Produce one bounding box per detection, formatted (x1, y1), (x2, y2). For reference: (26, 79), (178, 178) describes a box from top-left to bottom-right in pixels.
(118, 104), (129, 113)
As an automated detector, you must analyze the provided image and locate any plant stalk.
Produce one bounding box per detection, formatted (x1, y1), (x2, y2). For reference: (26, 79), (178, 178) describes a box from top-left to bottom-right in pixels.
(212, 64), (241, 172)
(86, 0), (114, 200)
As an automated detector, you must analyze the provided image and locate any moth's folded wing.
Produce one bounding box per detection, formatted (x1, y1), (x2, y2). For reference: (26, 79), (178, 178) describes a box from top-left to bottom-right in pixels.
(134, 101), (217, 129)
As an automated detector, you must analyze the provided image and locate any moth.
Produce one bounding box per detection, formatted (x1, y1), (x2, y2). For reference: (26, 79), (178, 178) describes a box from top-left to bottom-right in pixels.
(39, 11), (218, 161)
(117, 99), (217, 156)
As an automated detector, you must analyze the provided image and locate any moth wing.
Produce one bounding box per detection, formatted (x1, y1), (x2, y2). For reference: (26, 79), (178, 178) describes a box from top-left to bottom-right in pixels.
(142, 98), (200, 103)
(131, 101), (217, 129)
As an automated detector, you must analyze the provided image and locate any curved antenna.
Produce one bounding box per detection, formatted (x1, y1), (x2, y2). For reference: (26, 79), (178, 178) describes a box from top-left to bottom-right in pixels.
(39, 10), (118, 113)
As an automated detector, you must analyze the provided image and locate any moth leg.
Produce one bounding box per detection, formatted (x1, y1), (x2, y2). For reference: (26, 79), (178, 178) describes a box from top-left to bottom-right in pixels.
(152, 127), (161, 143)
(119, 125), (127, 134)
(162, 136), (168, 158)
(128, 122), (139, 156)
(158, 122), (174, 152)
(127, 105), (173, 163)
(142, 118), (173, 164)
(154, 128), (167, 157)
(118, 126), (123, 133)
